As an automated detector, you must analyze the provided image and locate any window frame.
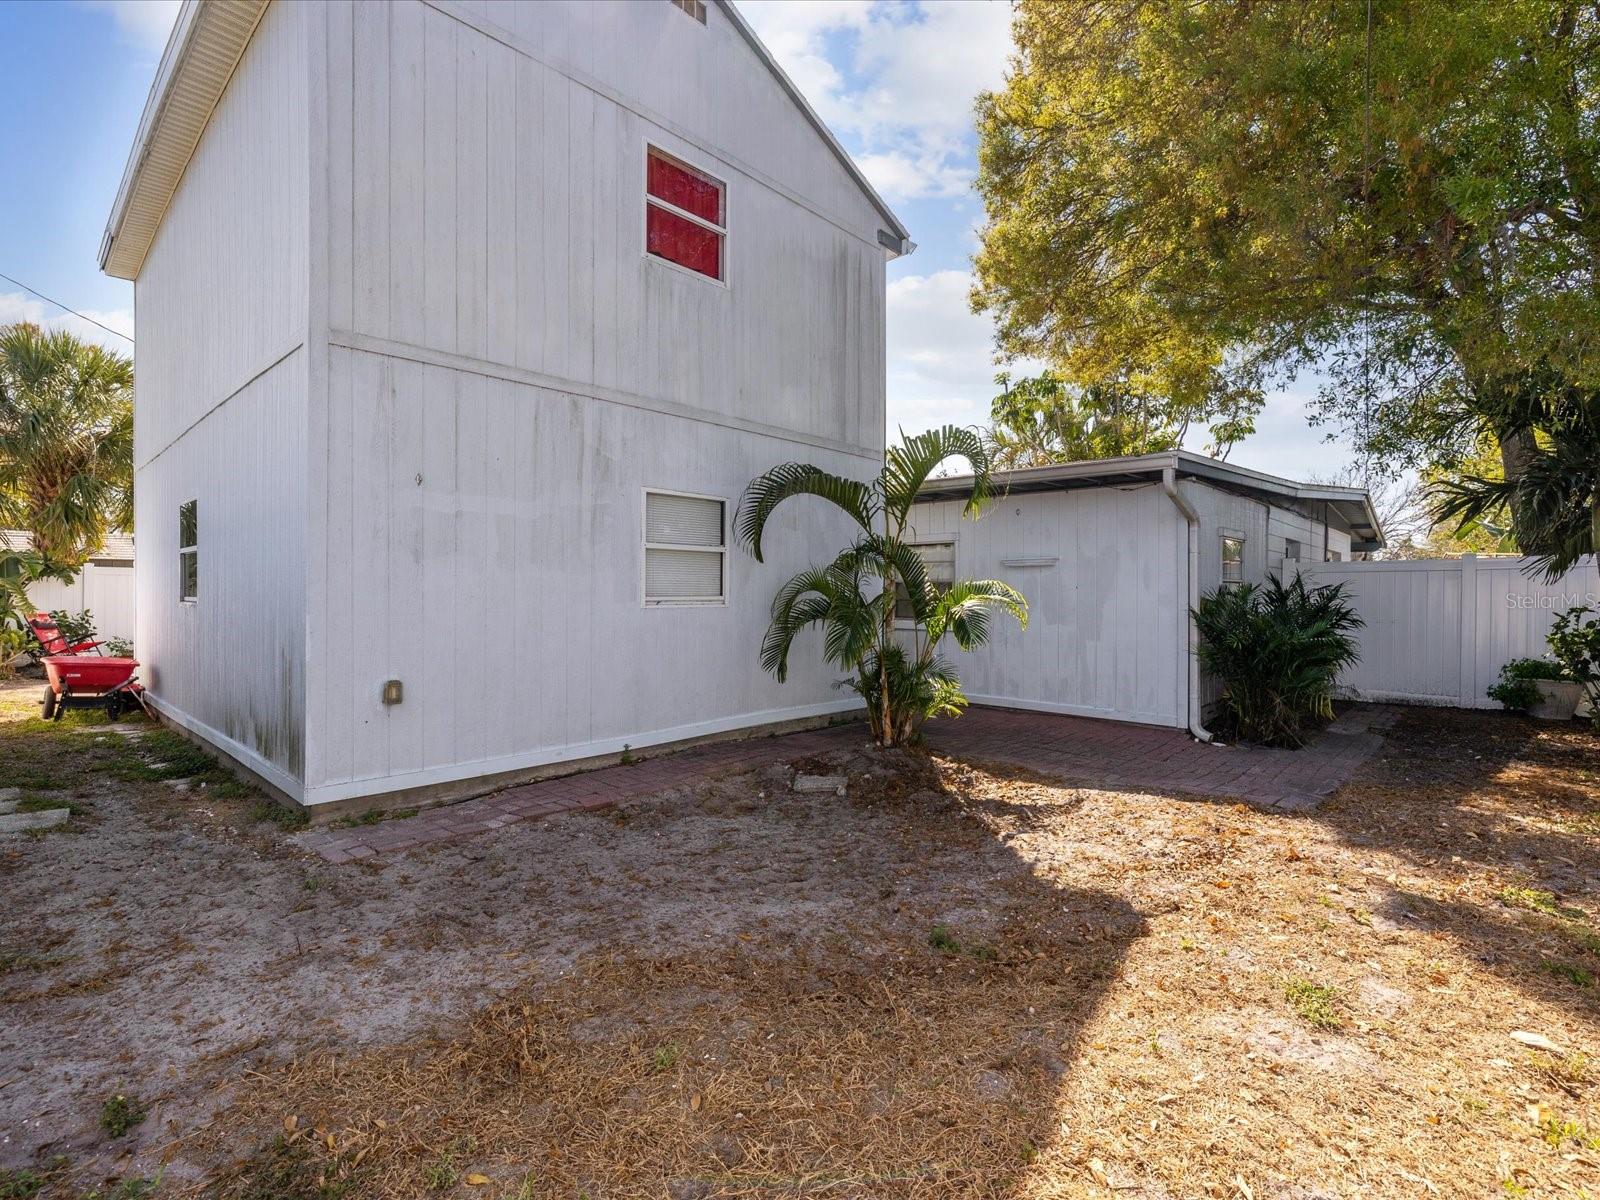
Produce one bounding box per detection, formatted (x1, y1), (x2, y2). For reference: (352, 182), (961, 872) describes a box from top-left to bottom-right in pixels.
(668, 0), (707, 22)
(643, 143), (729, 287)
(641, 487), (729, 608)
(178, 498), (198, 604)
(894, 539), (957, 624)
(1220, 533), (1245, 588)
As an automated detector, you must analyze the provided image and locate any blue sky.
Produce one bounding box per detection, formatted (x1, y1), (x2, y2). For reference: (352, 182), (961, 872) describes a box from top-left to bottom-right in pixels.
(0, 0), (1351, 480)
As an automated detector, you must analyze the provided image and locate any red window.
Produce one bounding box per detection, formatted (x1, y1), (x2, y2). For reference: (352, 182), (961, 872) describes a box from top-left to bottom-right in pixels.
(647, 149), (725, 281)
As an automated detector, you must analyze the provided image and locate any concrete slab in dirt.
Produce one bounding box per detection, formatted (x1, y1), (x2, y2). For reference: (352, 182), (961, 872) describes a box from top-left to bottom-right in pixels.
(0, 807), (69, 833)
(793, 774), (848, 795)
(0, 799), (19, 815)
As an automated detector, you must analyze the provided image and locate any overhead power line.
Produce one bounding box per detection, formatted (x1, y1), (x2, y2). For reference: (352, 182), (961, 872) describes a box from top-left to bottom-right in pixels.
(0, 270), (135, 345)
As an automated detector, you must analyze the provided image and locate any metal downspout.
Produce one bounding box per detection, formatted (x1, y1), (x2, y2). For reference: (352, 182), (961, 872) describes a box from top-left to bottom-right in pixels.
(1161, 463), (1214, 743)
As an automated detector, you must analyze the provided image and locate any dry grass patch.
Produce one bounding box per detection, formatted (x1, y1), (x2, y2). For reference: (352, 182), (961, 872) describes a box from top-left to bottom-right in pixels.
(205, 943), (1115, 1199)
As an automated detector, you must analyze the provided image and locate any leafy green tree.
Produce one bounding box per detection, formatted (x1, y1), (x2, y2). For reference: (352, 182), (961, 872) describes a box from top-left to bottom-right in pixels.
(973, 0), (1599, 553)
(0, 323), (134, 567)
(985, 370), (1256, 468)
(986, 371), (1178, 468)
(738, 427), (1027, 747)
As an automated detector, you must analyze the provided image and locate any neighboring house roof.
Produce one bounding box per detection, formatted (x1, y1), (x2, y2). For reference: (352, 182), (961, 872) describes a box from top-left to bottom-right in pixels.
(0, 530), (136, 563)
(917, 450), (1387, 550)
(100, 0), (910, 281)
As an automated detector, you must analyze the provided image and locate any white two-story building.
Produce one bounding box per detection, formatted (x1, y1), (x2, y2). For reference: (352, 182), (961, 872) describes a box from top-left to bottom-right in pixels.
(101, 0), (909, 809)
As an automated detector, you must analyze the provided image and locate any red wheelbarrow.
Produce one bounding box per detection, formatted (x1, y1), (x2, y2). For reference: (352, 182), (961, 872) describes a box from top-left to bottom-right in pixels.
(27, 614), (149, 721)
(40, 655), (150, 721)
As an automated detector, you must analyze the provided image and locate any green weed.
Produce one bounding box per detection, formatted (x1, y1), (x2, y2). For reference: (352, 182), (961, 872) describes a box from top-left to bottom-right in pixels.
(1539, 959), (1595, 987)
(651, 1042), (682, 1073)
(99, 1091), (146, 1138)
(1498, 885), (1585, 921)
(928, 925), (961, 954)
(1283, 979), (1342, 1029)
(250, 801), (309, 831)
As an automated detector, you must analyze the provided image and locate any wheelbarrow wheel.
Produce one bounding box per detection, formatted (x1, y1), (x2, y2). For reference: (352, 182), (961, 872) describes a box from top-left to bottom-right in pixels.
(105, 692), (123, 722)
(40, 686), (56, 721)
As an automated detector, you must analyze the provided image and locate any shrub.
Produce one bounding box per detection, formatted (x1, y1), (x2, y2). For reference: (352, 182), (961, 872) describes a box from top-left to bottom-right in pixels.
(1487, 657), (1569, 712)
(48, 609), (97, 647)
(1548, 605), (1600, 727)
(1193, 574), (1362, 747)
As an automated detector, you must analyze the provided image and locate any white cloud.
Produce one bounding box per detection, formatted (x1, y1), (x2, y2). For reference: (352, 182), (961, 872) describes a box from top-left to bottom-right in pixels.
(0, 292), (135, 355)
(80, 0), (180, 56)
(742, 0), (1015, 203)
(853, 150), (970, 200)
(885, 269), (1041, 436)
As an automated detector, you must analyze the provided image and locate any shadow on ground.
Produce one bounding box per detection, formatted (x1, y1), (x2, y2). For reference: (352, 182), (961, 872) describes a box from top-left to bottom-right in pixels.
(0, 689), (1144, 1198)
(1313, 706), (1600, 1024)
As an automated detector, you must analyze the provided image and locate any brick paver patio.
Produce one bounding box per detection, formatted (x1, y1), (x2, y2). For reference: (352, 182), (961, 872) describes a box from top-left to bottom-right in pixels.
(298, 704), (1395, 863)
(923, 703), (1396, 813)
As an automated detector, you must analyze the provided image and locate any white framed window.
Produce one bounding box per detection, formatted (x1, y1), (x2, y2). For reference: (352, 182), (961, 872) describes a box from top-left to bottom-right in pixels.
(1220, 534), (1245, 588)
(643, 489), (726, 605)
(178, 499), (198, 602)
(895, 541), (955, 621)
(669, 0), (707, 22)
(645, 146), (726, 283)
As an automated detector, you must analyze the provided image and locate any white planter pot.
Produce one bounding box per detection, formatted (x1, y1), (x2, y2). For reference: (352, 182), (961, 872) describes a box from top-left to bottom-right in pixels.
(1530, 679), (1584, 721)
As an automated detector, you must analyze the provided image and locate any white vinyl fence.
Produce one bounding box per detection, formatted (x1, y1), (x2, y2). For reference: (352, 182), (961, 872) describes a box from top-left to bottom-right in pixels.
(23, 563), (137, 649)
(1298, 555), (1600, 708)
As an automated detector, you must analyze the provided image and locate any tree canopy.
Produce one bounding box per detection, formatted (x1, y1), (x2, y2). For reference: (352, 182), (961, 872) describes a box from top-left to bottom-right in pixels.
(984, 369), (1257, 469)
(973, 0), (1599, 531)
(0, 323), (133, 567)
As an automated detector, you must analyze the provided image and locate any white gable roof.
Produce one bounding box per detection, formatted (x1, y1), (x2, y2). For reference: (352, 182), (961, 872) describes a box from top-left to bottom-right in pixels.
(101, 0), (909, 281)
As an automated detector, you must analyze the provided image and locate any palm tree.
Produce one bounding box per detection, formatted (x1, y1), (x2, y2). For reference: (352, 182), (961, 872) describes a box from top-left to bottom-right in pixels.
(737, 425), (1028, 747)
(1431, 369), (1599, 581)
(0, 323), (134, 567)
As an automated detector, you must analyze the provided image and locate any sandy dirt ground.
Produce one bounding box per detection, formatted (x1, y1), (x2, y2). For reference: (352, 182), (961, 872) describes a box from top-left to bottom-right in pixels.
(2, 676), (1598, 1199)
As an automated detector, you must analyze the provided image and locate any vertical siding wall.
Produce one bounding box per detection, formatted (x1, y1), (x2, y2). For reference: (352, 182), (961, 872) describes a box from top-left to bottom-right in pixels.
(320, 0), (887, 448)
(907, 486), (1184, 727)
(306, 351), (866, 802)
(133, 0), (311, 794)
(1300, 556), (1600, 707)
(301, 0), (892, 802)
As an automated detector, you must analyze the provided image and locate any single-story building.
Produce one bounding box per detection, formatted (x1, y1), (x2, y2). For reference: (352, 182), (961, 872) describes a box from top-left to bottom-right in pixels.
(908, 451), (1385, 735)
(98, 0), (909, 809)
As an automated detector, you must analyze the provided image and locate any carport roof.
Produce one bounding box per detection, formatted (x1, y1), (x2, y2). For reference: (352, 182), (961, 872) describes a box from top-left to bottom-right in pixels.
(917, 450), (1386, 550)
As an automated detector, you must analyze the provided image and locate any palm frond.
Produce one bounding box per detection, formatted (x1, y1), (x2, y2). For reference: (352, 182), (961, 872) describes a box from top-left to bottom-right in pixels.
(882, 425), (993, 525)
(926, 579), (1029, 650)
(734, 463), (877, 562)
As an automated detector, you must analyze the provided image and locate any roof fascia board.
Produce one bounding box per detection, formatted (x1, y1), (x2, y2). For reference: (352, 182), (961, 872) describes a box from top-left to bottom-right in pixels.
(99, 0), (269, 280)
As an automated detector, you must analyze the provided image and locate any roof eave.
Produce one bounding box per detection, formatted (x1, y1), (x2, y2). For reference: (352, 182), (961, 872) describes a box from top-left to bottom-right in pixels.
(916, 450), (1388, 547)
(99, 0), (268, 281)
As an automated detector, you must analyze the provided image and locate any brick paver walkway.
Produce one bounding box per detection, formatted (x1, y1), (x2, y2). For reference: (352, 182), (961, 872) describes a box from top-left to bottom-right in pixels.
(923, 704), (1396, 813)
(298, 705), (1395, 863)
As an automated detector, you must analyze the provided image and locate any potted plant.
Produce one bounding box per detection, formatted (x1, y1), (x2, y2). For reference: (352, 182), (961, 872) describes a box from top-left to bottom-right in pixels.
(1487, 657), (1581, 720)
(1547, 605), (1600, 729)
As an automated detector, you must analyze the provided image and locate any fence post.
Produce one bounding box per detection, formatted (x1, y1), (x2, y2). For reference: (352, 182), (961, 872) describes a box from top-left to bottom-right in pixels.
(1458, 553), (1478, 708)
